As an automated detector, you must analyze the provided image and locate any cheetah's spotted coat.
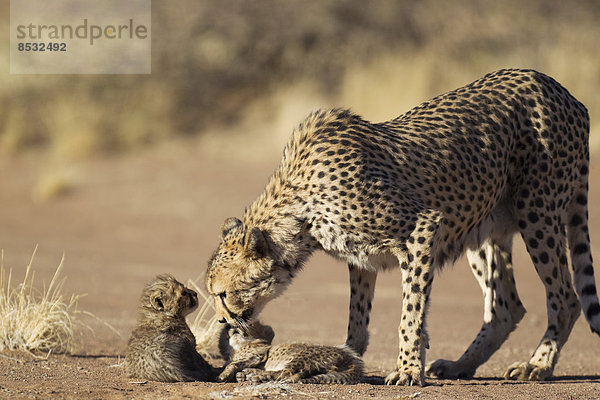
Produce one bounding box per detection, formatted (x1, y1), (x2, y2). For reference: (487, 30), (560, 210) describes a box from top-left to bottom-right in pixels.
(217, 322), (363, 384)
(206, 69), (599, 385)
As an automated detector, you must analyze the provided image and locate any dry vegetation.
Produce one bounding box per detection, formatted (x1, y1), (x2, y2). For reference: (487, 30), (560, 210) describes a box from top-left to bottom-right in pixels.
(187, 278), (222, 361)
(1, 0), (599, 160)
(0, 249), (82, 356)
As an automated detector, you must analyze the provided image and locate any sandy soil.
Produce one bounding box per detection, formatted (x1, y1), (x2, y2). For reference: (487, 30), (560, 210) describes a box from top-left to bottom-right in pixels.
(1, 137), (599, 399)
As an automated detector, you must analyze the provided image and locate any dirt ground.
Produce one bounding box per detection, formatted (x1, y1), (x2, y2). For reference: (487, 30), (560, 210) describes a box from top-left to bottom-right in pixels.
(1, 136), (599, 399)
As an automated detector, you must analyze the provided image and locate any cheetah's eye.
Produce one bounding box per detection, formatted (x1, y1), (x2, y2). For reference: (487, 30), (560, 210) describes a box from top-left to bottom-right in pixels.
(218, 292), (227, 300)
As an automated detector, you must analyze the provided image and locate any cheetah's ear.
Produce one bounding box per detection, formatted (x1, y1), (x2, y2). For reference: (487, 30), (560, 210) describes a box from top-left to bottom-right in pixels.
(221, 217), (243, 239)
(245, 227), (268, 258)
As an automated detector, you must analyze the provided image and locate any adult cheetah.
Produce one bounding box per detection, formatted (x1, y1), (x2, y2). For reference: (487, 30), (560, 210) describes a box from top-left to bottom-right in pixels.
(206, 69), (599, 386)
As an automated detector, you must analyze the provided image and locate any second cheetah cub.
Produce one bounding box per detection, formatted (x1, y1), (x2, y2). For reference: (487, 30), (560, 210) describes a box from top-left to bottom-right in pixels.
(124, 274), (215, 382)
(218, 322), (363, 384)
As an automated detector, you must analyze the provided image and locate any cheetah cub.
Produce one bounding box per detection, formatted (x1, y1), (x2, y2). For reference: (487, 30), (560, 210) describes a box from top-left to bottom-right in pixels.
(218, 321), (363, 384)
(124, 274), (215, 382)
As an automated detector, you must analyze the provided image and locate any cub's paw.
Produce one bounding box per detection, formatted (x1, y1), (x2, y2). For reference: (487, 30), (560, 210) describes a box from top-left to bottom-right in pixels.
(426, 359), (475, 379)
(385, 367), (424, 386)
(235, 369), (254, 382)
(217, 367), (237, 382)
(504, 362), (553, 381)
(237, 368), (274, 383)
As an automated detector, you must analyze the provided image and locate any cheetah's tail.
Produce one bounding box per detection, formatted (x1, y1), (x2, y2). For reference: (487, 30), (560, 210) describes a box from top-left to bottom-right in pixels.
(567, 159), (600, 336)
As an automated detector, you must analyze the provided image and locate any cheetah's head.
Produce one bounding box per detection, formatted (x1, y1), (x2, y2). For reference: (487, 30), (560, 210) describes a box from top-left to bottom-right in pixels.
(140, 274), (198, 318)
(206, 217), (293, 328)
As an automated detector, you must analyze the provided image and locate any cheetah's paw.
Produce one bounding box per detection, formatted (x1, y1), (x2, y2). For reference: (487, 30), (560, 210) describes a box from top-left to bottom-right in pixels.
(504, 362), (553, 381)
(426, 359), (475, 379)
(385, 367), (424, 386)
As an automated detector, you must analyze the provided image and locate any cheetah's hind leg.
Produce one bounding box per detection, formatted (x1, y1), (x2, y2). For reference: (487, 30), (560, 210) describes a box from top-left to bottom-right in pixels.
(427, 236), (526, 379)
(504, 187), (581, 381)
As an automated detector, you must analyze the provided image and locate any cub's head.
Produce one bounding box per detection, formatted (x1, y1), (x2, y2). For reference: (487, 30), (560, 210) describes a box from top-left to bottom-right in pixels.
(206, 217), (292, 327)
(219, 320), (275, 358)
(140, 274), (198, 318)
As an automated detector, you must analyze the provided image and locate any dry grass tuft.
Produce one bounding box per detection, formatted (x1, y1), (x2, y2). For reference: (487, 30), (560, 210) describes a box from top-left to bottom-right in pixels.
(0, 248), (82, 356)
(187, 278), (222, 361)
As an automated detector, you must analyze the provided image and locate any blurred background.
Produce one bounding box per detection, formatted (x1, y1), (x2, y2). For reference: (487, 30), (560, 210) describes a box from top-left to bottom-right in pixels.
(2, 0), (599, 160)
(1, 0), (600, 363)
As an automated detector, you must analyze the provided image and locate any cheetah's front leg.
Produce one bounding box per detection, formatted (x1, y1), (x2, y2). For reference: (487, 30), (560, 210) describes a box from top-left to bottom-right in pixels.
(346, 264), (377, 355)
(385, 219), (437, 386)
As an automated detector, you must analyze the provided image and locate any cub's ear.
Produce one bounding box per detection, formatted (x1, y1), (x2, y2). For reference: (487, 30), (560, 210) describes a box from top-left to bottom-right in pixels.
(152, 295), (165, 311)
(262, 325), (275, 344)
(245, 227), (268, 258)
(251, 322), (275, 344)
(221, 217), (243, 239)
